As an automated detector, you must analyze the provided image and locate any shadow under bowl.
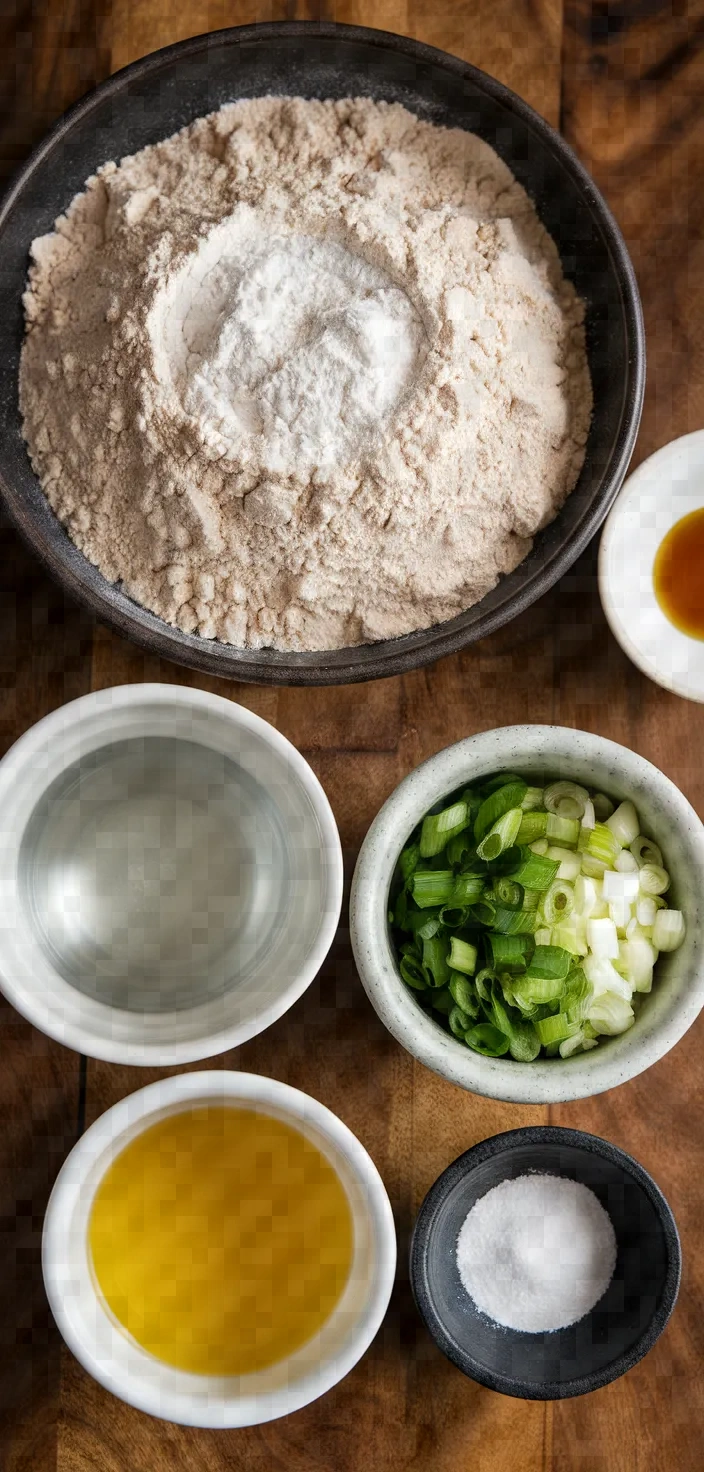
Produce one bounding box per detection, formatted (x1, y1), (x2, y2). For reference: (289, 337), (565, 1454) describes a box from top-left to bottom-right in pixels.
(410, 1126), (681, 1399)
(0, 21), (643, 684)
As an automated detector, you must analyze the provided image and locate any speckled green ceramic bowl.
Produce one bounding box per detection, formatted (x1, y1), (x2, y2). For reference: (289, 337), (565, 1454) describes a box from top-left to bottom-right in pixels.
(350, 726), (704, 1103)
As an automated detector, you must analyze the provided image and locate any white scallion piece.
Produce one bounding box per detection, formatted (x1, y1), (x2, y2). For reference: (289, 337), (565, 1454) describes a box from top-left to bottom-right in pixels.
(544, 781), (589, 818)
(521, 786), (545, 811)
(615, 849), (639, 874)
(639, 864), (670, 896)
(581, 1037), (599, 1051)
(586, 916), (620, 960)
(529, 839), (549, 856)
(559, 1030), (585, 1058)
(609, 899), (632, 933)
(582, 953), (632, 998)
(619, 934), (657, 992)
(630, 834), (664, 869)
(581, 798), (596, 831)
(588, 992), (635, 1036)
(581, 853), (608, 880)
(602, 870), (640, 902)
(551, 920), (589, 957)
(592, 793), (615, 821)
(546, 846), (581, 881)
(535, 927), (553, 948)
(574, 874), (599, 918)
(636, 896), (658, 929)
(605, 801), (640, 847)
(652, 909), (686, 952)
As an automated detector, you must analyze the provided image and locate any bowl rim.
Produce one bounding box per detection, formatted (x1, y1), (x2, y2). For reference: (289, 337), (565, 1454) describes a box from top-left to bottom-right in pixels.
(598, 427), (704, 705)
(0, 682), (344, 1064)
(42, 1069), (398, 1426)
(0, 18), (644, 686)
(409, 1124), (682, 1400)
(349, 724), (704, 1103)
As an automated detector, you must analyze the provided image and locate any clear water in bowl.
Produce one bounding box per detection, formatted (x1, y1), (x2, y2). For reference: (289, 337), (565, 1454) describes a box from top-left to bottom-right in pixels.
(19, 736), (288, 1012)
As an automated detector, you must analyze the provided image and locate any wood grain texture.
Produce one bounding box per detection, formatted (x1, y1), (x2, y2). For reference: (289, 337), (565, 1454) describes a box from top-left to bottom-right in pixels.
(0, 518), (94, 1471)
(0, 0), (702, 1468)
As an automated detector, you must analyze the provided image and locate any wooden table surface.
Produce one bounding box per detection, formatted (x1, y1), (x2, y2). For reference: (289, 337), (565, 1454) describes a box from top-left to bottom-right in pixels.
(1, 2), (703, 1469)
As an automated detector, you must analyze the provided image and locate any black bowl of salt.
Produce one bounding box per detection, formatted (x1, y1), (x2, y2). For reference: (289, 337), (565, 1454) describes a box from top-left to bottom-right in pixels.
(410, 1125), (681, 1399)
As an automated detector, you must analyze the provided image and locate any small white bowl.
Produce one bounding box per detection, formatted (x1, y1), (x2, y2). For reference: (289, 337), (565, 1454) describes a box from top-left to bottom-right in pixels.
(42, 1070), (396, 1427)
(350, 725), (704, 1104)
(599, 429), (704, 701)
(0, 684), (343, 1064)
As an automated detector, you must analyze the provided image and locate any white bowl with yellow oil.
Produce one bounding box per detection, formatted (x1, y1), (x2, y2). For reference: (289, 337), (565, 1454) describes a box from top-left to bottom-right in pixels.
(42, 1071), (397, 1427)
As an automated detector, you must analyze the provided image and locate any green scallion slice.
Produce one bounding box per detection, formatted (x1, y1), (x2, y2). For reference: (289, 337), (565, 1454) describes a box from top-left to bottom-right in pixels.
(524, 944), (572, 982)
(469, 898), (497, 927)
(451, 873), (486, 905)
(446, 832), (476, 867)
(474, 782), (528, 843)
(535, 1013), (581, 1047)
(400, 955), (427, 990)
(492, 906), (539, 935)
(545, 813), (580, 848)
(430, 987), (454, 1014)
(448, 937), (478, 975)
(419, 802), (469, 858)
(422, 936), (450, 989)
(463, 1023), (511, 1057)
(486, 933), (534, 971)
(476, 807), (523, 861)
(449, 1005), (472, 1037)
(520, 786), (545, 811)
(411, 870), (455, 909)
(516, 811), (548, 844)
(504, 847), (560, 892)
(449, 972), (477, 1014)
(540, 880), (575, 926)
(512, 973), (566, 1004)
(490, 877), (524, 909)
(577, 822), (621, 866)
(399, 842), (421, 881)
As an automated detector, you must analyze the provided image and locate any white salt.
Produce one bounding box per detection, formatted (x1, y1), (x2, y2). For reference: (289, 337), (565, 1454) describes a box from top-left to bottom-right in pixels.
(456, 1173), (617, 1333)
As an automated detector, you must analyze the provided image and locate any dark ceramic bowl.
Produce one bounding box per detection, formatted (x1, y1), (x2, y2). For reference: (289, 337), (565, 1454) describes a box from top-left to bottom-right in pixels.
(0, 22), (644, 686)
(410, 1126), (680, 1399)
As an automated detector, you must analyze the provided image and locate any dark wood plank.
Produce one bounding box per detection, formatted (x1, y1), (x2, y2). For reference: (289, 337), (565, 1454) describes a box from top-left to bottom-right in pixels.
(0, 521), (94, 1472)
(0, 6), (109, 1466)
(551, 6), (704, 1468)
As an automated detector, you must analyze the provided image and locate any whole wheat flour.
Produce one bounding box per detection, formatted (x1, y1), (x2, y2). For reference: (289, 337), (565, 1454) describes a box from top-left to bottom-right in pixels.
(20, 97), (592, 651)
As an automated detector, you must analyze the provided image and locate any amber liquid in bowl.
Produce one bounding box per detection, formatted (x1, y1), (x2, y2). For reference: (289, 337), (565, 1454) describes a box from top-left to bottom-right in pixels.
(88, 1105), (354, 1376)
(653, 507), (704, 639)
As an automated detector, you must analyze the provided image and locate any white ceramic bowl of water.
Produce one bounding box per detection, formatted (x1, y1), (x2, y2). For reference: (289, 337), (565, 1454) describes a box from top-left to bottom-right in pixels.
(0, 684), (343, 1063)
(42, 1070), (397, 1426)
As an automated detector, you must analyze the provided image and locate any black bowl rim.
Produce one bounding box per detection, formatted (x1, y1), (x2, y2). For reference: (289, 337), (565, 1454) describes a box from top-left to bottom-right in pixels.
(409, 1124), (681, 1400)
(0, 19), (645, 686)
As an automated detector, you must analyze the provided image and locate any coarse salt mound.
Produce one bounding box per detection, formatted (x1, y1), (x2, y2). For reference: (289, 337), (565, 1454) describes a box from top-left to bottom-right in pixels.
(20, 96), (592, 653)
(456, 1172), (617, 1333)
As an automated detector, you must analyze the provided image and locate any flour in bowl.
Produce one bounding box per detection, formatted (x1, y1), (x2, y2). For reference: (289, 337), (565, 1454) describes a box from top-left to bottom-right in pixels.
(20, 97), (592, 651)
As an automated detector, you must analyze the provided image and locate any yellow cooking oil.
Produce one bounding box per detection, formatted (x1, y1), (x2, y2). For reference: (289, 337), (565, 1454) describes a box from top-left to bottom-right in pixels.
(88, 1104), (354, 1376)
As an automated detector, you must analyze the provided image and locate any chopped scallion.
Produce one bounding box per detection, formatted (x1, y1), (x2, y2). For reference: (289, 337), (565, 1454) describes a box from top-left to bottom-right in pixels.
(463, 1023), (511, 1057)
(448, 937), (478, 975)
(652, 909), (686, 952)
(476, 807), (523, 861)
(474, 782), (528, 843)
(420, 801), (469, 858)
(516, 811), (548, 844)
(411, 870), (455, 909)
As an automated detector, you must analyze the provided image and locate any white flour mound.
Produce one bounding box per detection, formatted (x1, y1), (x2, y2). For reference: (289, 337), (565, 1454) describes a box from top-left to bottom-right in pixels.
(20, 96), (592, 651)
